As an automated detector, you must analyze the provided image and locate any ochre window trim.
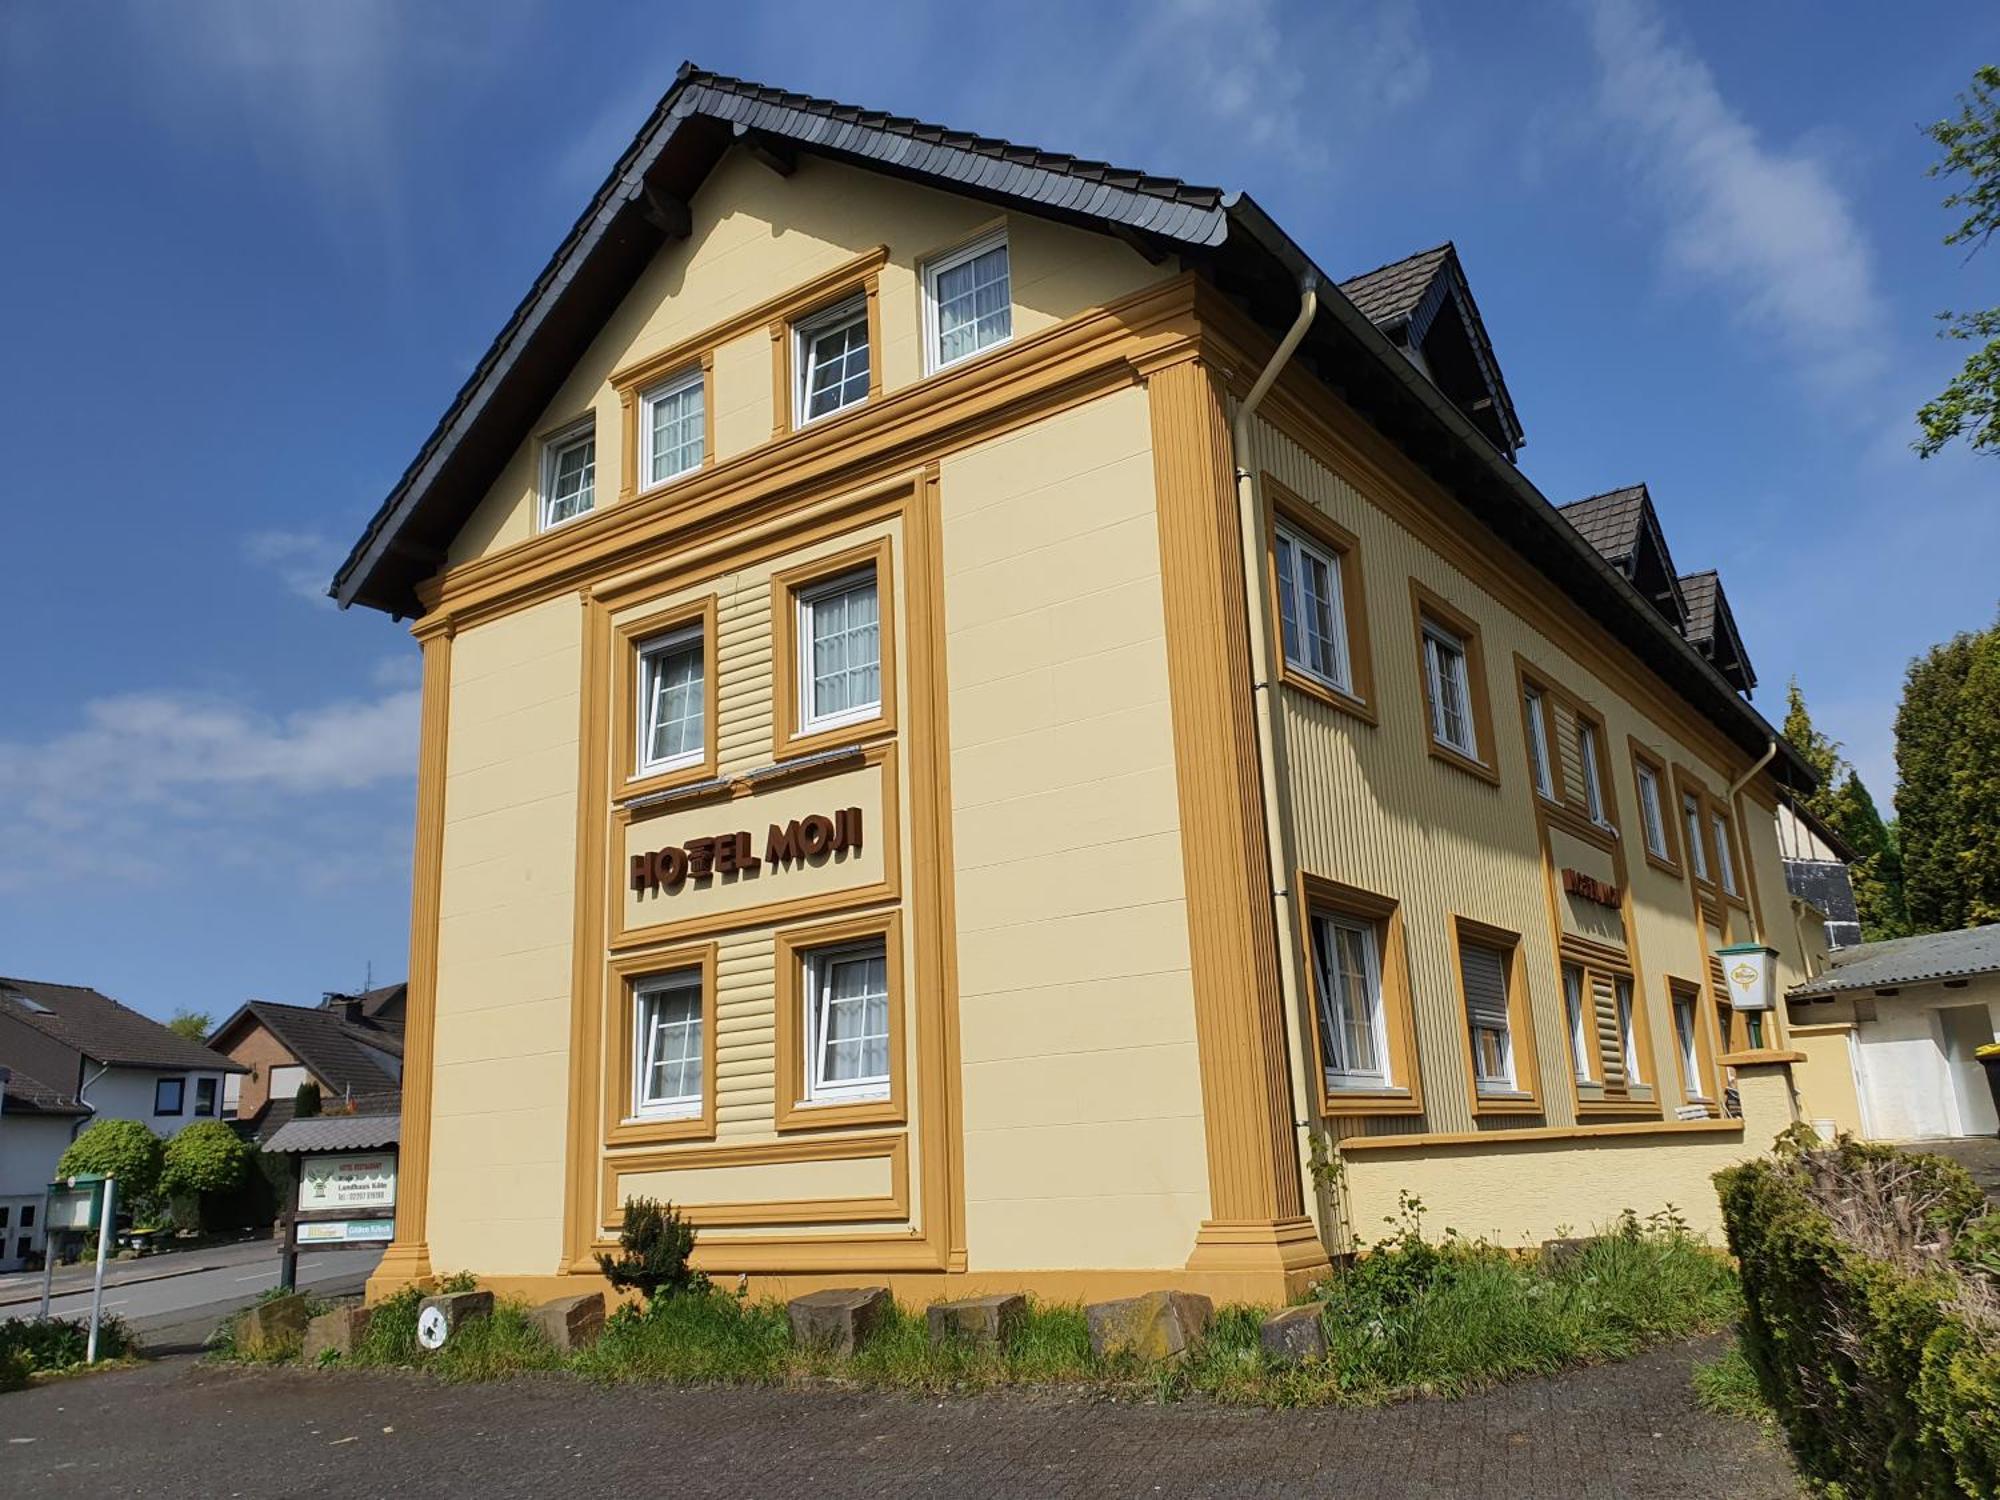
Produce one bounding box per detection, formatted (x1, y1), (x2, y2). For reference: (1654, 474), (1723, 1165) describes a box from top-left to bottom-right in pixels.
(1558, 935), (1662, 1121)
(1451, 914), (1542, 1116)
(1263, 476), (1377, 725)
(604, 943), (718, 1148)
(1628, 737), (1682, 877)
(1511, 655), (1619, 839)
(615, 354), (716, 503)
(1667, 974), (1723, 1115)
(771, 264), (887, 438)
(1296, 872), (1420, 1117)
(613, 594), (720, 801)
(772, 908), (906, 1132)
(1672, 764), (1747, 909)
(1409, 581), (1499, 786)
(770, 535), (898, 762)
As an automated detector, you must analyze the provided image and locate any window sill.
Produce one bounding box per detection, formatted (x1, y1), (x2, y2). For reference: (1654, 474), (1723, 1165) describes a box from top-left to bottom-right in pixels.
(1717, 1049), (1805, 1067)
(605, 1110), (715, 1148)
(1319, 1085), (1422, 1118)
(1471, 1089), (1540, 1116)
(622, 755), (722, 806)
(1642, 851), (1683, 879)
(1338, 1117), (1744, 1152)
(780, 710), (891, 764)
(774, 1091), (904, 1132)
(1281, 667), (1378, 726)
(1428, 738), (1501, 787)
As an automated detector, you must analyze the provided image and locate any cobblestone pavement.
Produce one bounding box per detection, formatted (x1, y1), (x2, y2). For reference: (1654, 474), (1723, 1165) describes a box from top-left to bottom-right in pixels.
(0, 1337), (1794, 1499)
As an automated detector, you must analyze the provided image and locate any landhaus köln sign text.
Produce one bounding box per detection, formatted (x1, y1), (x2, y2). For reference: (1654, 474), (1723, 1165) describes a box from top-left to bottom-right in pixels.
(631, 807), (864, 894)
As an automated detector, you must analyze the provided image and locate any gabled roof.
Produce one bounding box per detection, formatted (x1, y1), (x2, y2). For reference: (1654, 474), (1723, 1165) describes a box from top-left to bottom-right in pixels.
(209, 1000), (402, 1102)
(0, 977), (244, 1074)
(1678, 570), (1757, 693)
(1789, 924), (2000, 999)
(0, 1064), (90, 1118)
(1558, 484), (1688, 630)
(1335, 243), (1525, 459)
(330, 63), (1813, 791)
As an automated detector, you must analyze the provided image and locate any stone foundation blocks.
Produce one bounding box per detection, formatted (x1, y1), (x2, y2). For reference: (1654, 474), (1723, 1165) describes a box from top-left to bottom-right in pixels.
(529, 1291), (606, 1353)
(1085, 1290), (1213, 1362)
(788, 1286), (892, 1356)
(240, 1292), (310, 1355)
(302, 1303), (374, 1361)
(416, 1289), (493, 1349)
(926, 1292), (1027, 1350)
(1259, 1304), (1328, 1367)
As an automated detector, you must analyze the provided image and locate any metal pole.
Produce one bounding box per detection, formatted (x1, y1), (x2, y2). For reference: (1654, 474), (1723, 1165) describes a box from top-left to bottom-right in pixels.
(36, 1182), (56, 1321)
(85, 1175), (114, 1364)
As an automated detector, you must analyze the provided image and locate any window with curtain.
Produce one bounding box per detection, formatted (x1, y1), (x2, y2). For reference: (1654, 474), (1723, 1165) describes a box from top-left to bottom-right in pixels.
(1460, 937), (1516, 1093)
(541, 428), (595, 529)
(642, 368), (705, 485)
(638, 624), (704, 774)
(1673, 990), (1705, 1100)
(1423, 621), (1476, 758)
(1275, 524), (1351, 692)
(927, 232), (1011, 370)
(1712, 812), (1739, 895)
(1525, 686), (1555, 800)
(800, 568), (881, 728)
(797, 298), (870, 422)
(1636, 762), (1669, 859)
(806, 939), (891, 1100)
(1310, 910), (1387, 1089)
(1683, 793), (1711, 881)
(634, 971), (703, 1116)
(1562, 963), (1594, 1082)
(1616, 975), (1641, 1084)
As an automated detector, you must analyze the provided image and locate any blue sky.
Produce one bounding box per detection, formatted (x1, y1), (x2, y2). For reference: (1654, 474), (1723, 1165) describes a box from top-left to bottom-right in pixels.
(2, 0), (1994, 1023)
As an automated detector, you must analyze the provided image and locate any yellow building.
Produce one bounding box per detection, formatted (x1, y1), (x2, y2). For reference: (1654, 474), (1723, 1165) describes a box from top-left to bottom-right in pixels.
(336, 68), (1826, 1308)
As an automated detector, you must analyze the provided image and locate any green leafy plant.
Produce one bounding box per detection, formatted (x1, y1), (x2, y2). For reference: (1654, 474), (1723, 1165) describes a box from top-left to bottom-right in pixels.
(56, 1118), (164, 1203)
(594, 1196), (707, 1302)
(165, 1009), (213, 1042)
(293, 1080), (322, 1118)
(0, 1314), (133, 1372)
(161, 1119), (251, 1198)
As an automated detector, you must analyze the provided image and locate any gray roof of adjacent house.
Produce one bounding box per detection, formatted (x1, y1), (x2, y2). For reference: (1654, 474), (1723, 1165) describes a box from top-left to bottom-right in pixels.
(209, 1000), (402, 1103)
(263, 1113), (401, 1155)
(0, 977), (245, 1074)
(328, 62), (1813, 790)
(0, 1064), (91, 1118)
(1789, 925), (2000, 998)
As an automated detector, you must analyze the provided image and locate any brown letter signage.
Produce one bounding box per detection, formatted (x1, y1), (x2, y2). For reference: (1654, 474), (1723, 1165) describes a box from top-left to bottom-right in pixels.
(633, 807), (863, 894)
(1561, 867), (1621, 909)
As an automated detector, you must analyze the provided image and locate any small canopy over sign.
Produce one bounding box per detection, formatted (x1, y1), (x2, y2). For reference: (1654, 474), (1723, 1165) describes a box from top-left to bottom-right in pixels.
(264, 1114), (400, 1155)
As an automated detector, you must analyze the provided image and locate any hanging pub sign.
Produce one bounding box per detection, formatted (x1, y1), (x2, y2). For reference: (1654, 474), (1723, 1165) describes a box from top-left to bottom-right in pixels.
(1562, 868), (1621, 910)
(632, 807), (864, 895)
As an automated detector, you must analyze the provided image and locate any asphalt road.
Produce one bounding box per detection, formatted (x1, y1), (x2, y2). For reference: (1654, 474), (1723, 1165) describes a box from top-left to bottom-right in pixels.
(0, 1239), (382, 1353)
(0, 1337), (1796, 1498)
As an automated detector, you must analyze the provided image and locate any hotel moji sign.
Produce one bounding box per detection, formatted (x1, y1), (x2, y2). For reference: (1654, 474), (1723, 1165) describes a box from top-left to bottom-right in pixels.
(631, 806), (864, 894)
(1561, 867), (1621, 910)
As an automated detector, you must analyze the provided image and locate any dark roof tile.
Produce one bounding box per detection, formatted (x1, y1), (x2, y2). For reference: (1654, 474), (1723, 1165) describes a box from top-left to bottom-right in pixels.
(1558, 486), (1649, 562)
(0, 977), (243, 1074)
(1337, 244), (1453, 325)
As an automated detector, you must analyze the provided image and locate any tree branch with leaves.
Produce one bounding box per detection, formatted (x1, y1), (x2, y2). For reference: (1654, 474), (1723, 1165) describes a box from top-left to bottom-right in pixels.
(1917, 66), (2000, 458)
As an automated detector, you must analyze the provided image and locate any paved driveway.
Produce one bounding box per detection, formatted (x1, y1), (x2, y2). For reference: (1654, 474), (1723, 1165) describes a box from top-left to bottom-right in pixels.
(1911, 1135), (2000, 1203)
(1, 1337), (1792, 1498)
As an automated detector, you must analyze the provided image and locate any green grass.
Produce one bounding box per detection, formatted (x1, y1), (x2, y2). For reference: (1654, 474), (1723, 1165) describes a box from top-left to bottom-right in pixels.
(1692, 1338), (1778, 1431)
(215, 1222), (1742, 1408)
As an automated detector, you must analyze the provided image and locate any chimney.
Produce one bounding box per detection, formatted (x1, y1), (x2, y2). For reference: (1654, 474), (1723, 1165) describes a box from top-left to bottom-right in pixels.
(341, 997), (364, 1025)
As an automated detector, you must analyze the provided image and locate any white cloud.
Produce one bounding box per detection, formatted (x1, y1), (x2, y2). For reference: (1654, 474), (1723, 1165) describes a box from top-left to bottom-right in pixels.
(1583, 0), (1886, 392)
(243, 529), (343, 604)
(0, 686), (418, 891)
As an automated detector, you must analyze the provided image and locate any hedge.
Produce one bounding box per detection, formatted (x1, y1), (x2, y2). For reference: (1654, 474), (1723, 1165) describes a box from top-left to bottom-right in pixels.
(1716, 1128), (2000, 1497)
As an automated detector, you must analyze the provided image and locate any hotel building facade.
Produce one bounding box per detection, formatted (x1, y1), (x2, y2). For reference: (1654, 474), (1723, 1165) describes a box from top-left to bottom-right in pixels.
(336, 69), (1839, 1306)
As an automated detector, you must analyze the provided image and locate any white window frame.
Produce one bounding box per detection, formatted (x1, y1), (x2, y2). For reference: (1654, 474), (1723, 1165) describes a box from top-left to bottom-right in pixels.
(803, 939), (891, 1105)
(1711, 811), (1739, 895)
(539, 420), (597, 531)
(1616, 975), (1642, 1084)
(1525, 686), (1556, 801)
(638, 366), (705, 489)
(797, 567), (882, 733)
(1578, 719), (1609, 826)
(632, 971), (704, 1120)
(1423, 621), (1478, 759)
(1636, 762), (1669, 860)
(1274, 523), (1353, 694)
(1684, 794), (1711, 882)
(635, 623), (705, 777)
(922, 228), (1011, 374)
(794, 296), (870, 426)
(222, 1071), (242, 1119)
(1562, 963), (1596, 1082)
(1673, 991), (1708, 1102)
(1310, 911), (1390, 1090)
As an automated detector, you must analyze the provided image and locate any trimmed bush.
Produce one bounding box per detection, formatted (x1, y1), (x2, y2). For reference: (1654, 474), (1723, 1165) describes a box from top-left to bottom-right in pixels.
(595, 1196), (705, 1302)
(1716, 1128), (2000, 1496)
(55, 1119), (163, 1203)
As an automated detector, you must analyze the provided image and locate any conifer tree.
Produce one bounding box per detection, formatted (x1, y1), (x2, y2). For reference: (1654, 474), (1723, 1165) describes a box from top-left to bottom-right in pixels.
(1895, 621), (2000, 931)
(1783, 681), (1908, 939)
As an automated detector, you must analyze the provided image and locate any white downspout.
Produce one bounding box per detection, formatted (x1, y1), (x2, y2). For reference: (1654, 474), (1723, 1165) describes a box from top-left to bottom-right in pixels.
(1229, 273), (1325, 1241)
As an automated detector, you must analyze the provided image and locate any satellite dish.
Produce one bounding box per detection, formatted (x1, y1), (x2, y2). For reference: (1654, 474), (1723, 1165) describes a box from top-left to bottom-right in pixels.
(417, 1304), (449, 1350)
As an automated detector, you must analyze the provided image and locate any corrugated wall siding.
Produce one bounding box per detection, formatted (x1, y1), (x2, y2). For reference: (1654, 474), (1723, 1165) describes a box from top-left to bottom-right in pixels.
(1245, 412), (1783, 1142)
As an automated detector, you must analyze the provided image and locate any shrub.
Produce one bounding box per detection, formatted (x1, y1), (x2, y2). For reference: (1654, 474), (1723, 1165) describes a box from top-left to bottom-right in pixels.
(162, 1120), (252, 1199)
(294, 1081), (322, 1118)
(0, 1347), (28, 1392)
(56, 1119), (164, 1203)
(0, 1314), (133, 1372)
(1717, 1131), (2000, 1496)
(595, 1197), (706, 1302)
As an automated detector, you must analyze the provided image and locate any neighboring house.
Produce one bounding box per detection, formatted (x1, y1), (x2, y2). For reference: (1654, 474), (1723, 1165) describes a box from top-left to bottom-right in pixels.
(0, 976), (243, 1270)
(1775, 795), (1862, 951)
(333, 66), (1834, 1308)
(207, 984), (405, 1140)
(1787, 926), (2000, 1142)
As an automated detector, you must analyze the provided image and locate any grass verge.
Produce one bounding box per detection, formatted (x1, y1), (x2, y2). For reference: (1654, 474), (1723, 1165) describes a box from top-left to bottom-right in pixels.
(1691, 1337), (1778, 1432)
